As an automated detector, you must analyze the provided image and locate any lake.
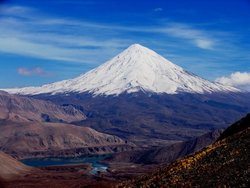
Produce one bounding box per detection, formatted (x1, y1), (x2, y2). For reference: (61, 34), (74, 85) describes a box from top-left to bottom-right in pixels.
(21, 154), (110, 175)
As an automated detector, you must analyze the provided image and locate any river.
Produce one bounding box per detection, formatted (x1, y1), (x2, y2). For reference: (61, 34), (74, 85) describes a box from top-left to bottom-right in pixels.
(21, 154), (110, 175)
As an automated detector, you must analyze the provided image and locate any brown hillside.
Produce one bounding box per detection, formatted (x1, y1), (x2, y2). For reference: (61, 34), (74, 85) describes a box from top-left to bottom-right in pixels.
(120, 114), (250, 187)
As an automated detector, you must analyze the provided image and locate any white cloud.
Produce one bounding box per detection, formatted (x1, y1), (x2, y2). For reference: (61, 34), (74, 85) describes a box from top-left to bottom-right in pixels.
(216, 72), (250, 91)
(17, 67), (52, 77)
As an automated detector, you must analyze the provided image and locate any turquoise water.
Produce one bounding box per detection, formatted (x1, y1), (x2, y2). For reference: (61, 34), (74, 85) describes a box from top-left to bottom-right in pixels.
(21, 155), (110, 175)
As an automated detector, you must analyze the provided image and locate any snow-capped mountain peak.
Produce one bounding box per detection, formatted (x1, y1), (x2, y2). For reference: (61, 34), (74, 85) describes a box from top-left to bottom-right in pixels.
(4, 44), (239, 96)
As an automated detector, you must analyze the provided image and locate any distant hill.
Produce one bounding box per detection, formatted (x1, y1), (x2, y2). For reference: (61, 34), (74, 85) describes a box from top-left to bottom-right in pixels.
(0, 90), (86, 123)
(0, 91), (130, 159)
(120, 113), (250, 187)
(0, 122), (129, 159)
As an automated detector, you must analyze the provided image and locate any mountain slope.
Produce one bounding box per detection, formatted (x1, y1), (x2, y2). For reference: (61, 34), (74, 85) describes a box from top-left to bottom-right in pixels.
(120, 114), (250, 187)
(4, 44), (238, 96)
(0, 152), (31, 180)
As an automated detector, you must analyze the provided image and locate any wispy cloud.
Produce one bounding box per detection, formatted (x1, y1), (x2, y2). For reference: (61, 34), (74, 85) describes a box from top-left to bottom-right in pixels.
(0, 5), (242, 66)
(0, 5), (32, 15)
(0, 6), (132, 64)
(157, 23), (216, 50)
(153, 8), (163, 12)
(216, 72), (250, 91)
(17, 67), (53, 77)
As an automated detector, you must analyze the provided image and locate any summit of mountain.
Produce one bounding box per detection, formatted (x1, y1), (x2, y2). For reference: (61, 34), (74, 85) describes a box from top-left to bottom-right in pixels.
(3, 44), (239, 96)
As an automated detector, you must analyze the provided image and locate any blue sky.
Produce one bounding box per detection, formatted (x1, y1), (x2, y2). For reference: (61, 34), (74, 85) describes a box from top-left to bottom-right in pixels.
(0, 0), (250, 89)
